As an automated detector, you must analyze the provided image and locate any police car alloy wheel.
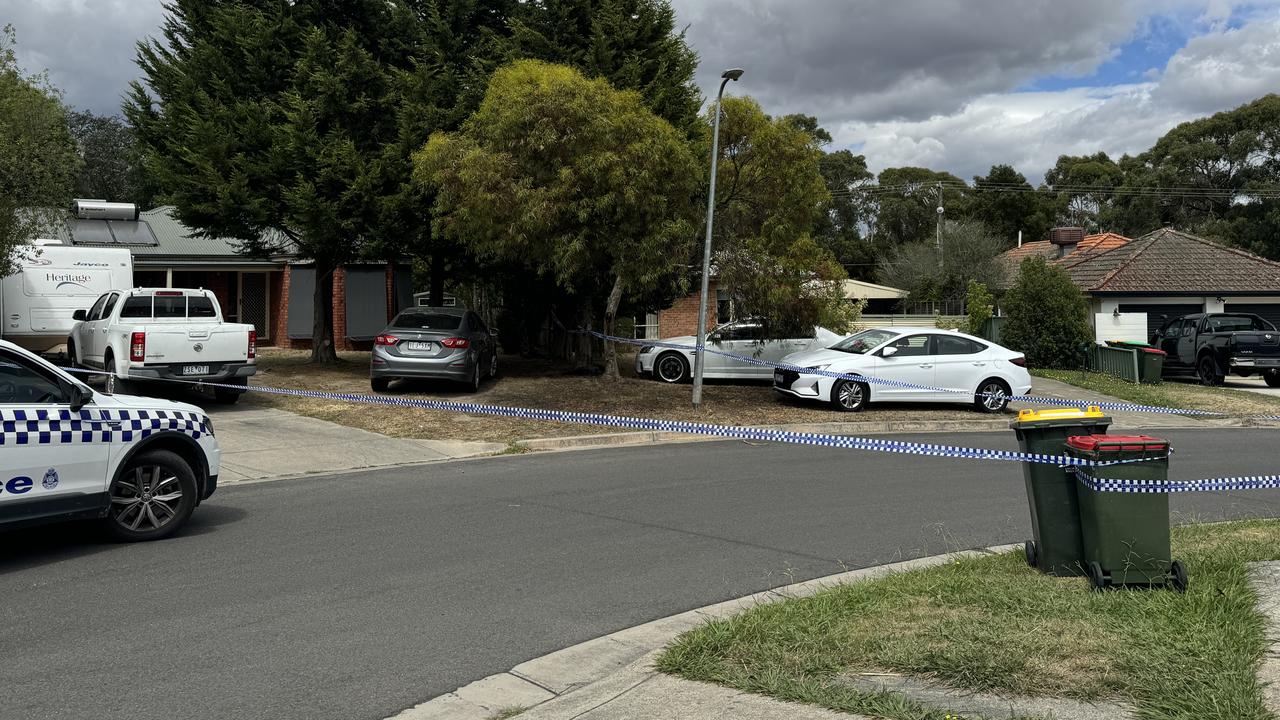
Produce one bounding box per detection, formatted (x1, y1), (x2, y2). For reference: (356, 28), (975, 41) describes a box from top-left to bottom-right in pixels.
(106, 449), (198, 541)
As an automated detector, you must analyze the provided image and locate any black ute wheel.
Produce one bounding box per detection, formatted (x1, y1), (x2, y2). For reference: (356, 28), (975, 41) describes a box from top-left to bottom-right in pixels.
(214, 378), (247, 404)
(655, 352), (689, 383)
(975, 379), (1011, 413)
(1197, 355), (1223, 386)
(1024, 540), (1038, 569)
(104, 450), (198, 541)
(1265, 370), (1280, 388)
(371, 377), (390, 393)
(1170, 560), (1188, 594)
(830, 378), (868, 412)
(1087, 561), (1108, 591)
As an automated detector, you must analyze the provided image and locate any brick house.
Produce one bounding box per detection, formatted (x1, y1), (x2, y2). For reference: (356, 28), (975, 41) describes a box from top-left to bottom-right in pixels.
(641, 278), (906, 339)
(1000, 227), (1280, 338)
(58, 205), (413, 350)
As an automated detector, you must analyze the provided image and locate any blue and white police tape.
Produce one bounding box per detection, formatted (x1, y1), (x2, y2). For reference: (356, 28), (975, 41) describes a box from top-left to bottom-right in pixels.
(63, 367), (1098, 468)
(66, 367), (1280, 492)
(592, 330), (1280, 421)
(1072, 467), (1280, 494)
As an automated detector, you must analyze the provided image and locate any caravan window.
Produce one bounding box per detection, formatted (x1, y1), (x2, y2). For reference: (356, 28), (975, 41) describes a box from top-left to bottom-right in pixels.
(120, 296), (152, 318)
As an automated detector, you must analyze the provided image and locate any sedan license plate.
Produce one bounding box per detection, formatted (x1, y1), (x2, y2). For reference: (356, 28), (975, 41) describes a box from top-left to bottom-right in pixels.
(774, 372), (785, 384)
(183, 365), (210, 376)
(404, 341), (435, 352)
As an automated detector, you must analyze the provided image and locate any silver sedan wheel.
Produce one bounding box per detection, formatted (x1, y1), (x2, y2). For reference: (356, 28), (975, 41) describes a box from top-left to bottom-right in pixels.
(110, 465), (185, 533)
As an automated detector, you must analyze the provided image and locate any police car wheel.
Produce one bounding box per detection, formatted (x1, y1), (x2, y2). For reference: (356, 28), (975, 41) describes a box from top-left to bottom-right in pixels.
(104, 450), (197, 542)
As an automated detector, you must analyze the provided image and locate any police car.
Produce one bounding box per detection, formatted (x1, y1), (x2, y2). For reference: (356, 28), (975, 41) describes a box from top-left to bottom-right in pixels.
(0, 339), (218, 541)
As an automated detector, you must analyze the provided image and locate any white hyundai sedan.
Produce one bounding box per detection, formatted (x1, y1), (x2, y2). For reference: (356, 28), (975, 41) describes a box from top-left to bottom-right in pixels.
(774, 328), (1032, 412)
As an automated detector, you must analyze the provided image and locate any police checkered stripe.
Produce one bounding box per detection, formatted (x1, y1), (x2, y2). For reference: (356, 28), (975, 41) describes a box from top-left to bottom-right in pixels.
(0, 406), (207, 445)
(606, 331), (1280, 420)
(1072, 467), (1280, 494)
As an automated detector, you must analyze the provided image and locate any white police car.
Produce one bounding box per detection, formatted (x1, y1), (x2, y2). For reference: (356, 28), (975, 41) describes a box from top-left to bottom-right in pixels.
(0, 339), (218, 541)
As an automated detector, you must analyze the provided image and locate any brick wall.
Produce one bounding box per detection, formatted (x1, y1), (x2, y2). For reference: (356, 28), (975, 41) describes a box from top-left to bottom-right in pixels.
(332, 267), (348, 350)
(266, 270), (284, 346)
(272, 263), (388, 352)
(658, 282), (718, 338)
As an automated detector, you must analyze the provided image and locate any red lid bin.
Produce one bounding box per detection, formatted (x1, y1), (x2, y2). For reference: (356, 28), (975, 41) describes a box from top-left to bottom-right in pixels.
(1066, 435), (1169, 453)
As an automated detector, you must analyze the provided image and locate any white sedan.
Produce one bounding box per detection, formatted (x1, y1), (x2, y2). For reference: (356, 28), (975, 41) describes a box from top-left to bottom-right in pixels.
(773, 327), (1032, 412)
(636, 319), (844, 383)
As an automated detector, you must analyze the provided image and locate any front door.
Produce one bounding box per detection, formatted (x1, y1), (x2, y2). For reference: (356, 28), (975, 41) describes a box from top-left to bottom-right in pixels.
(872, 333), (936, 401)
(1176, 319), (1199, 368)
(0, 348), (111, 522)
(1154, 320), (1183, 370)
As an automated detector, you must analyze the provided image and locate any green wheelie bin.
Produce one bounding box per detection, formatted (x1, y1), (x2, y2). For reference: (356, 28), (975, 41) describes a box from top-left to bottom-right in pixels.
(1010, 407), (1112, 576)
(1065, 434), (1186, 592)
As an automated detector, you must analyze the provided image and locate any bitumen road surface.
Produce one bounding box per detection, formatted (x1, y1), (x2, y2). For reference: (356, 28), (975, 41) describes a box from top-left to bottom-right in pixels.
(4, 429), (1280, 720)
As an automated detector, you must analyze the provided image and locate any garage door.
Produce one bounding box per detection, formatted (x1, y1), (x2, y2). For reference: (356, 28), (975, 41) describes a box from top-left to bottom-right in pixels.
(1118, 303), (1203, 340)
(1224, 303), (1280, 330)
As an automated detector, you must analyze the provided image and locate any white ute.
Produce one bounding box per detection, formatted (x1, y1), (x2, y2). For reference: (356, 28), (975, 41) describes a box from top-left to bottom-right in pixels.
(0, 339), (219, 541)
(68, 288), (257, 403)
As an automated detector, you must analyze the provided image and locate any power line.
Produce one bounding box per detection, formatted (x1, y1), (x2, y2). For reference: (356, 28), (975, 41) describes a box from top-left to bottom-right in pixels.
(827, 181), (1280, 201)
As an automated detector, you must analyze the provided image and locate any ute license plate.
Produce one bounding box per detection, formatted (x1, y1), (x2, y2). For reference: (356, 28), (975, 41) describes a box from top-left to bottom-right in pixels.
(404, 341), (434, 352)
(183, 365), (210, 376)
(774, 372), (785, 384)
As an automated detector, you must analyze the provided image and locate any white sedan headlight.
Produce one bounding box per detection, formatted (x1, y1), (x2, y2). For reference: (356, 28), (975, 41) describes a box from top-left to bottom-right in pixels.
(806, 364), (831, 371)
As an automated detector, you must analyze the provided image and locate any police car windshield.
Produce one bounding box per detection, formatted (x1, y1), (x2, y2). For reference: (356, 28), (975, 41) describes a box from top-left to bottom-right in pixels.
(829, 329), (898, 354)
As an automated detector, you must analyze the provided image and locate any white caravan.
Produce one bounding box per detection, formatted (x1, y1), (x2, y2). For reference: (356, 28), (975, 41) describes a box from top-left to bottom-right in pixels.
(1, 242), (134, 354)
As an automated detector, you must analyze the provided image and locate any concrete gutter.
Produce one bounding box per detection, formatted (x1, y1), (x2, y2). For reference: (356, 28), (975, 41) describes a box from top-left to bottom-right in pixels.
(387, 544), (1022, 720)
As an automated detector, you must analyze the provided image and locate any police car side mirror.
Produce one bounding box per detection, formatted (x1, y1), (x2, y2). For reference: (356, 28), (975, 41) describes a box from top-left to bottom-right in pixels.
(68, 383), (94, 412)
(72, 309), (87, 321)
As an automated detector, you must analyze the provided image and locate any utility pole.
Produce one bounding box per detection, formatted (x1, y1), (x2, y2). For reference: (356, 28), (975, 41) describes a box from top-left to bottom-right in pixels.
(935, 181), (944, 267)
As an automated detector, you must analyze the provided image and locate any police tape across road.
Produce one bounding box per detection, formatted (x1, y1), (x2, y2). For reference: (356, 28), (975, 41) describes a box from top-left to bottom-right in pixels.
(588, 330), (1280, 421)
(61, 367), (1280, 494)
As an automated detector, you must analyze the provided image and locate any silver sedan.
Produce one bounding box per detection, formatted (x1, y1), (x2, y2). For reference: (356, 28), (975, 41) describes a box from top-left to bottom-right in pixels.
(370, 307), (498, 393)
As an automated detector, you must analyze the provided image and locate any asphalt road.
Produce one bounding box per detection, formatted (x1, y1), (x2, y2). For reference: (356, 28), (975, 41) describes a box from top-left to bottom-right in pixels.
(4, 429), (1280, 720)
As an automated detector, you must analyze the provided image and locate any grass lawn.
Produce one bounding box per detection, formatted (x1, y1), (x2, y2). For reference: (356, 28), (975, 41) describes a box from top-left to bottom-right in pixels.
(243, 349), (1007, 443)
(1035, 369), (1280, 418)
(658, 520), (1280, 720)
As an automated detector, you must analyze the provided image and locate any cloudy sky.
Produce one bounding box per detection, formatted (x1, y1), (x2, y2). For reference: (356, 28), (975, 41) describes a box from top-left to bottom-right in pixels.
(7, 0), (1280, 183)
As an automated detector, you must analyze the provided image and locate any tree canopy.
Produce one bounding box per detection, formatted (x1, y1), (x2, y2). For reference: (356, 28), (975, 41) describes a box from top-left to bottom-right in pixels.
(0, 25), (78, 275)
(709, 97), (852, 336)
(416, 60), (700, 377)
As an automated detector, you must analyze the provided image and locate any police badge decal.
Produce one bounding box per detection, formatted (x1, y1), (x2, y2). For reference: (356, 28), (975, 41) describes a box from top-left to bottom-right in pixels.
(42, 468), (59, 490)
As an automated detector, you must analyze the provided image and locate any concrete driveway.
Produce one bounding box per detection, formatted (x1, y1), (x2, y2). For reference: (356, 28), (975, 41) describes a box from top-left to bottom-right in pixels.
(1226, 375), (1280, 398)
(139, 384), (507, 482)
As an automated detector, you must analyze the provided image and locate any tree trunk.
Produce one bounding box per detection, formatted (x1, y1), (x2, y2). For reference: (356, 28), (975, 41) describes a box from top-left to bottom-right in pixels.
(429, 253), (445, 306)
(602, 275), (624, 380)
(575, 301), (594, 371)
(311, 259), (338, 363)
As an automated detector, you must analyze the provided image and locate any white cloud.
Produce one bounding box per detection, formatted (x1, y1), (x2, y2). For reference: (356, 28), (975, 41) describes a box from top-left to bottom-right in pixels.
(1152, 17), (1280, 113)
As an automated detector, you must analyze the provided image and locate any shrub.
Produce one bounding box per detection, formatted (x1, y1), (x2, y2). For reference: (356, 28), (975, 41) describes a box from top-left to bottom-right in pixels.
(999, 257), (1090, 368)
(964, 280), (993, 337)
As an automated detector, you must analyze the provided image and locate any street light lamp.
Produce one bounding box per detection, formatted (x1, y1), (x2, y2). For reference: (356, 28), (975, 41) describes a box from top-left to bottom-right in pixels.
(692, 67), (744, 408)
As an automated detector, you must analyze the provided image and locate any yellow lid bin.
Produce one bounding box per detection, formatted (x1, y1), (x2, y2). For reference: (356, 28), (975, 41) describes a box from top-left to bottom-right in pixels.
(1015, 406), (1106, 423)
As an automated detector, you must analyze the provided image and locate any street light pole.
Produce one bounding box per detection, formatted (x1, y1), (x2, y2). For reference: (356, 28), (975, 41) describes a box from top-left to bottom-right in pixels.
(692, 67), (743, 409)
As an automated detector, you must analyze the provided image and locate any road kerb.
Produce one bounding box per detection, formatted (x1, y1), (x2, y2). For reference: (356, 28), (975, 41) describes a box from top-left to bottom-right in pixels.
(386, 544), (1022, 720)
(512, 419), (1014, 452)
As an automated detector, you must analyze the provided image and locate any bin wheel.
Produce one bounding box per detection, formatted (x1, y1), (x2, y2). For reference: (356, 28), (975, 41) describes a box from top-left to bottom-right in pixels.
(1024, 540), (1038, 568)
(1170, 560), (1188, 594)
(1087, 561), (1108, 591)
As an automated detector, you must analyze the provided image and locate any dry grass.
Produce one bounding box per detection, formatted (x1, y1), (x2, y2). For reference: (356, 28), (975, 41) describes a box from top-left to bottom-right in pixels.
(1037, 369), (1280, 418)
(244, 348), (1006, 443)
(660, 520), (1280, 720)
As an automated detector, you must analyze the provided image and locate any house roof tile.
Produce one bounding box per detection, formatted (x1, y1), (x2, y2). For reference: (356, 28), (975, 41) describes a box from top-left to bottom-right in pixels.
(1059, 227), (1280, 294)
